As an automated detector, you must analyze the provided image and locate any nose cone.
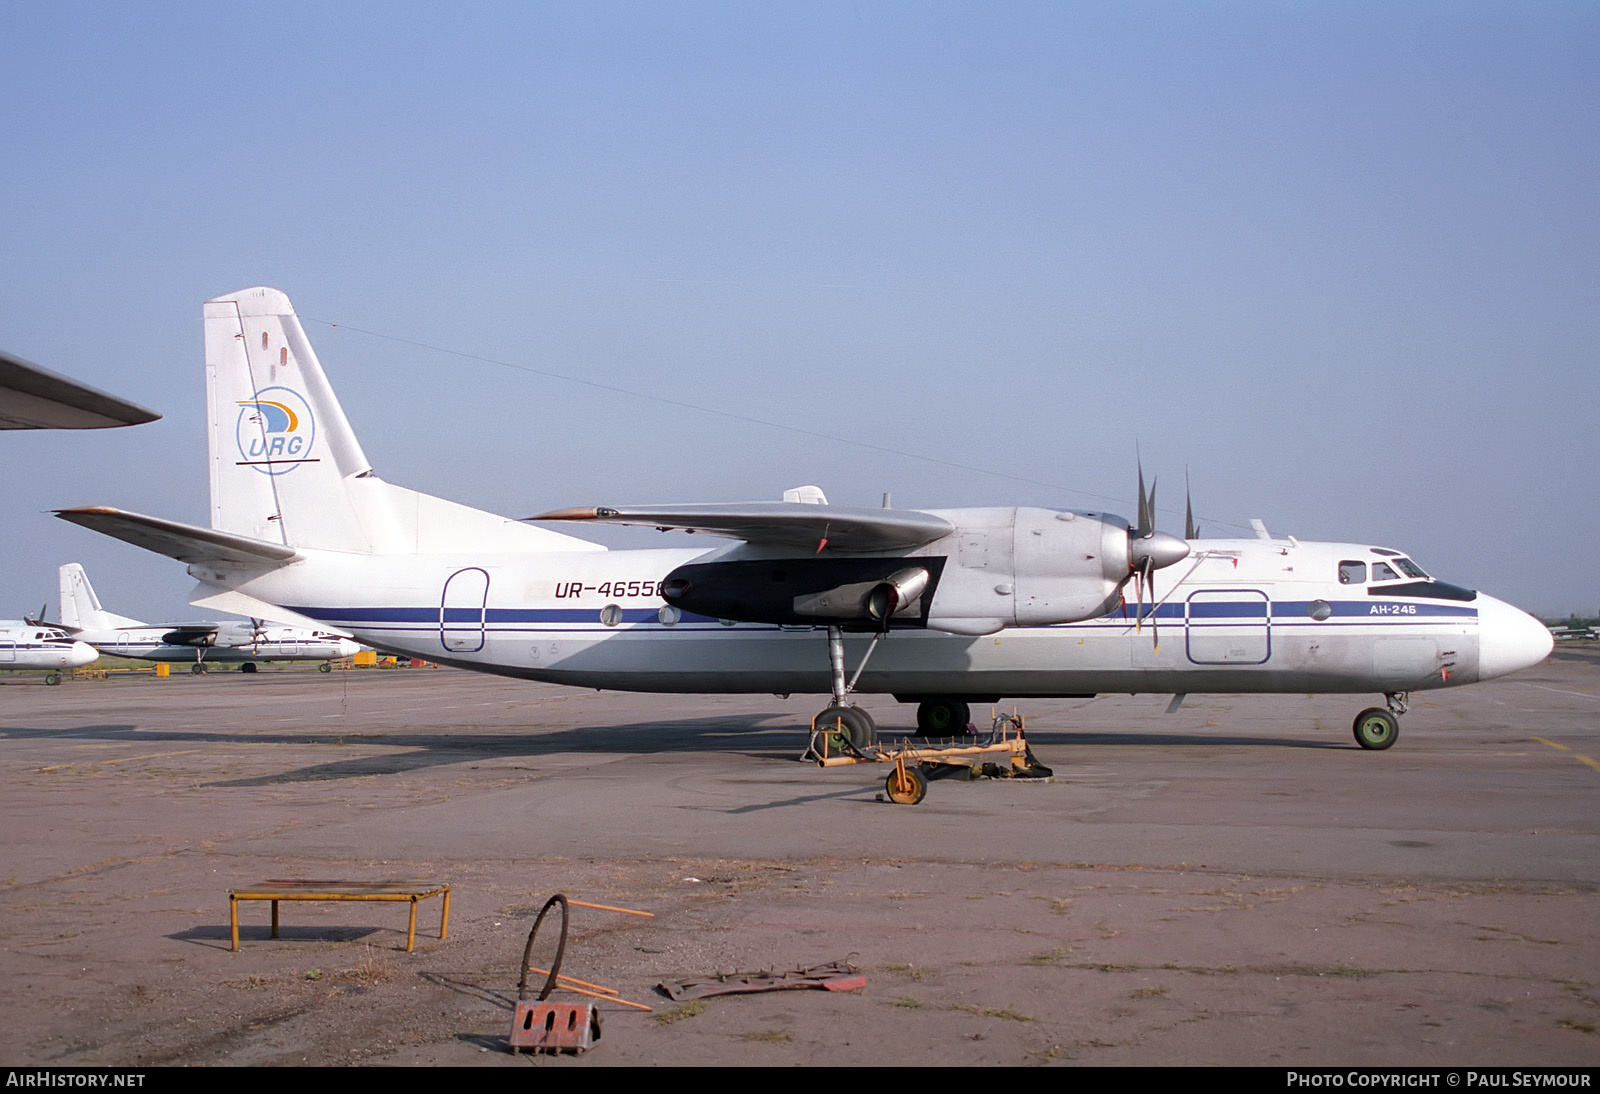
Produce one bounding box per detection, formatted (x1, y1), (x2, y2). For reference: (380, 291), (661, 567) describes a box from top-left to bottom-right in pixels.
(68, 641), (99, 668)
(1130, 530), (1191, 571)
(1478, 595), (1554, 680)
(338, 639), (362, 658)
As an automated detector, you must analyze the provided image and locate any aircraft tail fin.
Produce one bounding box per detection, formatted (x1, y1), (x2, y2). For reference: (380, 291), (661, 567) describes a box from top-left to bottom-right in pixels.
(59, 563), (144, 631)
(204, 288), (599, 555)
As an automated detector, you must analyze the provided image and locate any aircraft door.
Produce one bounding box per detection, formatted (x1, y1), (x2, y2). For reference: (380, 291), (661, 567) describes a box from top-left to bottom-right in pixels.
(440, 568), (490, 653)
(0, 636), (13, 663)
(1186, 589), (1271, 665)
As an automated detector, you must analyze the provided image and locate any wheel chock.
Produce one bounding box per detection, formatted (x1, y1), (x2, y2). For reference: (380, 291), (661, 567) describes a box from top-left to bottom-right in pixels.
(509, 1000), (602, 1054)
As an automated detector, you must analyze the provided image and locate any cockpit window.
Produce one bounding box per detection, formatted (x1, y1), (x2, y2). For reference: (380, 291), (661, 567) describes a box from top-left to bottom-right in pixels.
(1372, 561), (1401, 582)
(1339, 561), (1366, 584)
(1395, 558), (1429, 579)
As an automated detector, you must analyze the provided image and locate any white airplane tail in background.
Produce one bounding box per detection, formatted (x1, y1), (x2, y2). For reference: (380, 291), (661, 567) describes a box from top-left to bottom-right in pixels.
(59, 562), (143, 630)
(203, 287), (596, 556)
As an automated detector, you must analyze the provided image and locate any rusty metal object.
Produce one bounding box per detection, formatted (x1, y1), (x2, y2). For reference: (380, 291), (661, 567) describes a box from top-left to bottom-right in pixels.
(658, 960), (864, 1001)
(509, 1001), (602, 1054)
(516, 894), (569, 1002)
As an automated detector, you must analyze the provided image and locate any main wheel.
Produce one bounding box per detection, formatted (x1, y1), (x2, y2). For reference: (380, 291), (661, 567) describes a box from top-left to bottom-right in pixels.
(817, 705), (877, 750)
(1352, 707), (1399, 750)
(884, 765), (928, 805)
(240, 662), (257, 674)
(916, 698), (971, 735)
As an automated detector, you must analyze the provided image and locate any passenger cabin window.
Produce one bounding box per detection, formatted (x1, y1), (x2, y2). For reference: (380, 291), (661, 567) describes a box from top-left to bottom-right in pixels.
(1395, 558), (1429, 579)
(1339, 561), (1366, 584)
(1372, 562), (1401, 582)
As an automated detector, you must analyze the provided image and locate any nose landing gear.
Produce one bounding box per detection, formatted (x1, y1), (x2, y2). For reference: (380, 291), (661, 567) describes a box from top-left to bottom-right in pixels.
(1352, 692), (1407, 750)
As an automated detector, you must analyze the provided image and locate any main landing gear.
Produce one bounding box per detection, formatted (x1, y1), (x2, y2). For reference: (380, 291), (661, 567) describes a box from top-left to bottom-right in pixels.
(914, 698), (971, 736)
(813, 626), (885, 749)
(1352, 692), (1407, 751)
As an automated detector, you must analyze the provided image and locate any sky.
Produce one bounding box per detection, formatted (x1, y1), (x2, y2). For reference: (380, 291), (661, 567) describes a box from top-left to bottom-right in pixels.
(2, 1), (1596, 623)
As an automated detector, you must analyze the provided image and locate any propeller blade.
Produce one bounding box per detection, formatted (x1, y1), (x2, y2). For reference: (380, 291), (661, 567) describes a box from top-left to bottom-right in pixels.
(1184, 469), (1196, 541)
(1147, 558), (1160, 654)
(1134, 557), (1148, 633)
(1135, 457), (1152, 539)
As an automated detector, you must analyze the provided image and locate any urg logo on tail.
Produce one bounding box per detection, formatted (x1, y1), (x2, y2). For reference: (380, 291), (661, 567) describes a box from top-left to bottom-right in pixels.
(236, 387), (316, 473)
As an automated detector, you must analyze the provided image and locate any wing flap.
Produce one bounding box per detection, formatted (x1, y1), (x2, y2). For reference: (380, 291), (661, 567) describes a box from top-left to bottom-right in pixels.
(56, 507), (300, 566)
(527, 502), (954, 553)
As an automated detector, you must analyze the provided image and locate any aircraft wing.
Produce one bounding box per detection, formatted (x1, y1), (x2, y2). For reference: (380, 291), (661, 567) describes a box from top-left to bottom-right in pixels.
(55, 507), (299, 567)
(528, 502), (954, 553)
(0, 350), (161, 430)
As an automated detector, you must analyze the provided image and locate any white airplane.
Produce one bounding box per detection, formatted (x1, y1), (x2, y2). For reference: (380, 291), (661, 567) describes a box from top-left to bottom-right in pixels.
(0, 620), (98, 684)
(55, 562), (361, 673)
(58, 287), (1552, 749)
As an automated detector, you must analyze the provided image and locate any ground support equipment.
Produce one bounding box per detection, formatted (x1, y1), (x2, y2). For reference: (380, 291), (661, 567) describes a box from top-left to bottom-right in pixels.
(805, 711), (1052, 805)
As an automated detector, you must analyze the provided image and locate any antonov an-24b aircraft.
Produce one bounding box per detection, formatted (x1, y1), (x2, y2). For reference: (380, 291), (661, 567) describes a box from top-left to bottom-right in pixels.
(58, 287), (1552, 750)
(57, 562), (360, 673)
(0, 621), (97, 684)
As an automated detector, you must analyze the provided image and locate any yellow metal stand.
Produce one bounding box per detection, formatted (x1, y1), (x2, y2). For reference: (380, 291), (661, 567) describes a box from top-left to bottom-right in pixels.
(228, 880), (451, 952)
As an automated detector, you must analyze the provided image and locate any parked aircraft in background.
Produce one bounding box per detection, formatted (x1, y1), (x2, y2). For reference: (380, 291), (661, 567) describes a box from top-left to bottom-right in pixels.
(59, 287), (1552, 748)
(0, 620), (97, 684)
(57, 562), (361, 673)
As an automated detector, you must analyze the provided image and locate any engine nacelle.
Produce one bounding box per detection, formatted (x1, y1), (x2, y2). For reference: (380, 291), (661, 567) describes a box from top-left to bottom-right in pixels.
(160, 628), (218, 647)
(661, 557), (946, 627)
(659, 506), (1187, 634)
(921, 506), (1187, 632)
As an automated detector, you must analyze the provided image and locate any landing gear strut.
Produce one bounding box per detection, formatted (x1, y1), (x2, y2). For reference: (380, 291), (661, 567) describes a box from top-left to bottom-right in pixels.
(812, 626), (883, 748)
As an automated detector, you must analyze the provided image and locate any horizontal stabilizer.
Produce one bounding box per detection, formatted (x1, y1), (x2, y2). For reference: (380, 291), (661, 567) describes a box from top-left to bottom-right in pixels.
(55, 507), (299, 567)
(528, 502), (954, 553)
(187, 583), (352, 636)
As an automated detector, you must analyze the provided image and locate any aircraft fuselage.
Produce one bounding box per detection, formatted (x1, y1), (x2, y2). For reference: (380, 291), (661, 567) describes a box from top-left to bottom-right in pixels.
(195, 533), (1544, 701)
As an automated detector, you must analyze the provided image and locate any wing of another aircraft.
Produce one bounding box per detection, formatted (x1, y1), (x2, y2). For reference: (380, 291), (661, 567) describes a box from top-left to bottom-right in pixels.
(0, 350), (161, 430)
(528, 502), (955, 553)
(55, 507), (298, 567)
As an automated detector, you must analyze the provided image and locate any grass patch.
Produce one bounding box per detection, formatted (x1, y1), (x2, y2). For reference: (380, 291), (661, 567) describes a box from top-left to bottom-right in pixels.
(954, 1003), (1034, 1022)
(740, 1030), (793, 1042)
(1024, 947), (1075, 966)
(1131, 986), (1169, 999)
(886, 996), (922, 1008)
(653, 1001), (707, 1025)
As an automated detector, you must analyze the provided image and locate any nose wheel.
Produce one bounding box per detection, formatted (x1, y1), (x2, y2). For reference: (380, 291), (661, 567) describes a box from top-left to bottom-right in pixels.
(1352, 707), (1399, 750)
